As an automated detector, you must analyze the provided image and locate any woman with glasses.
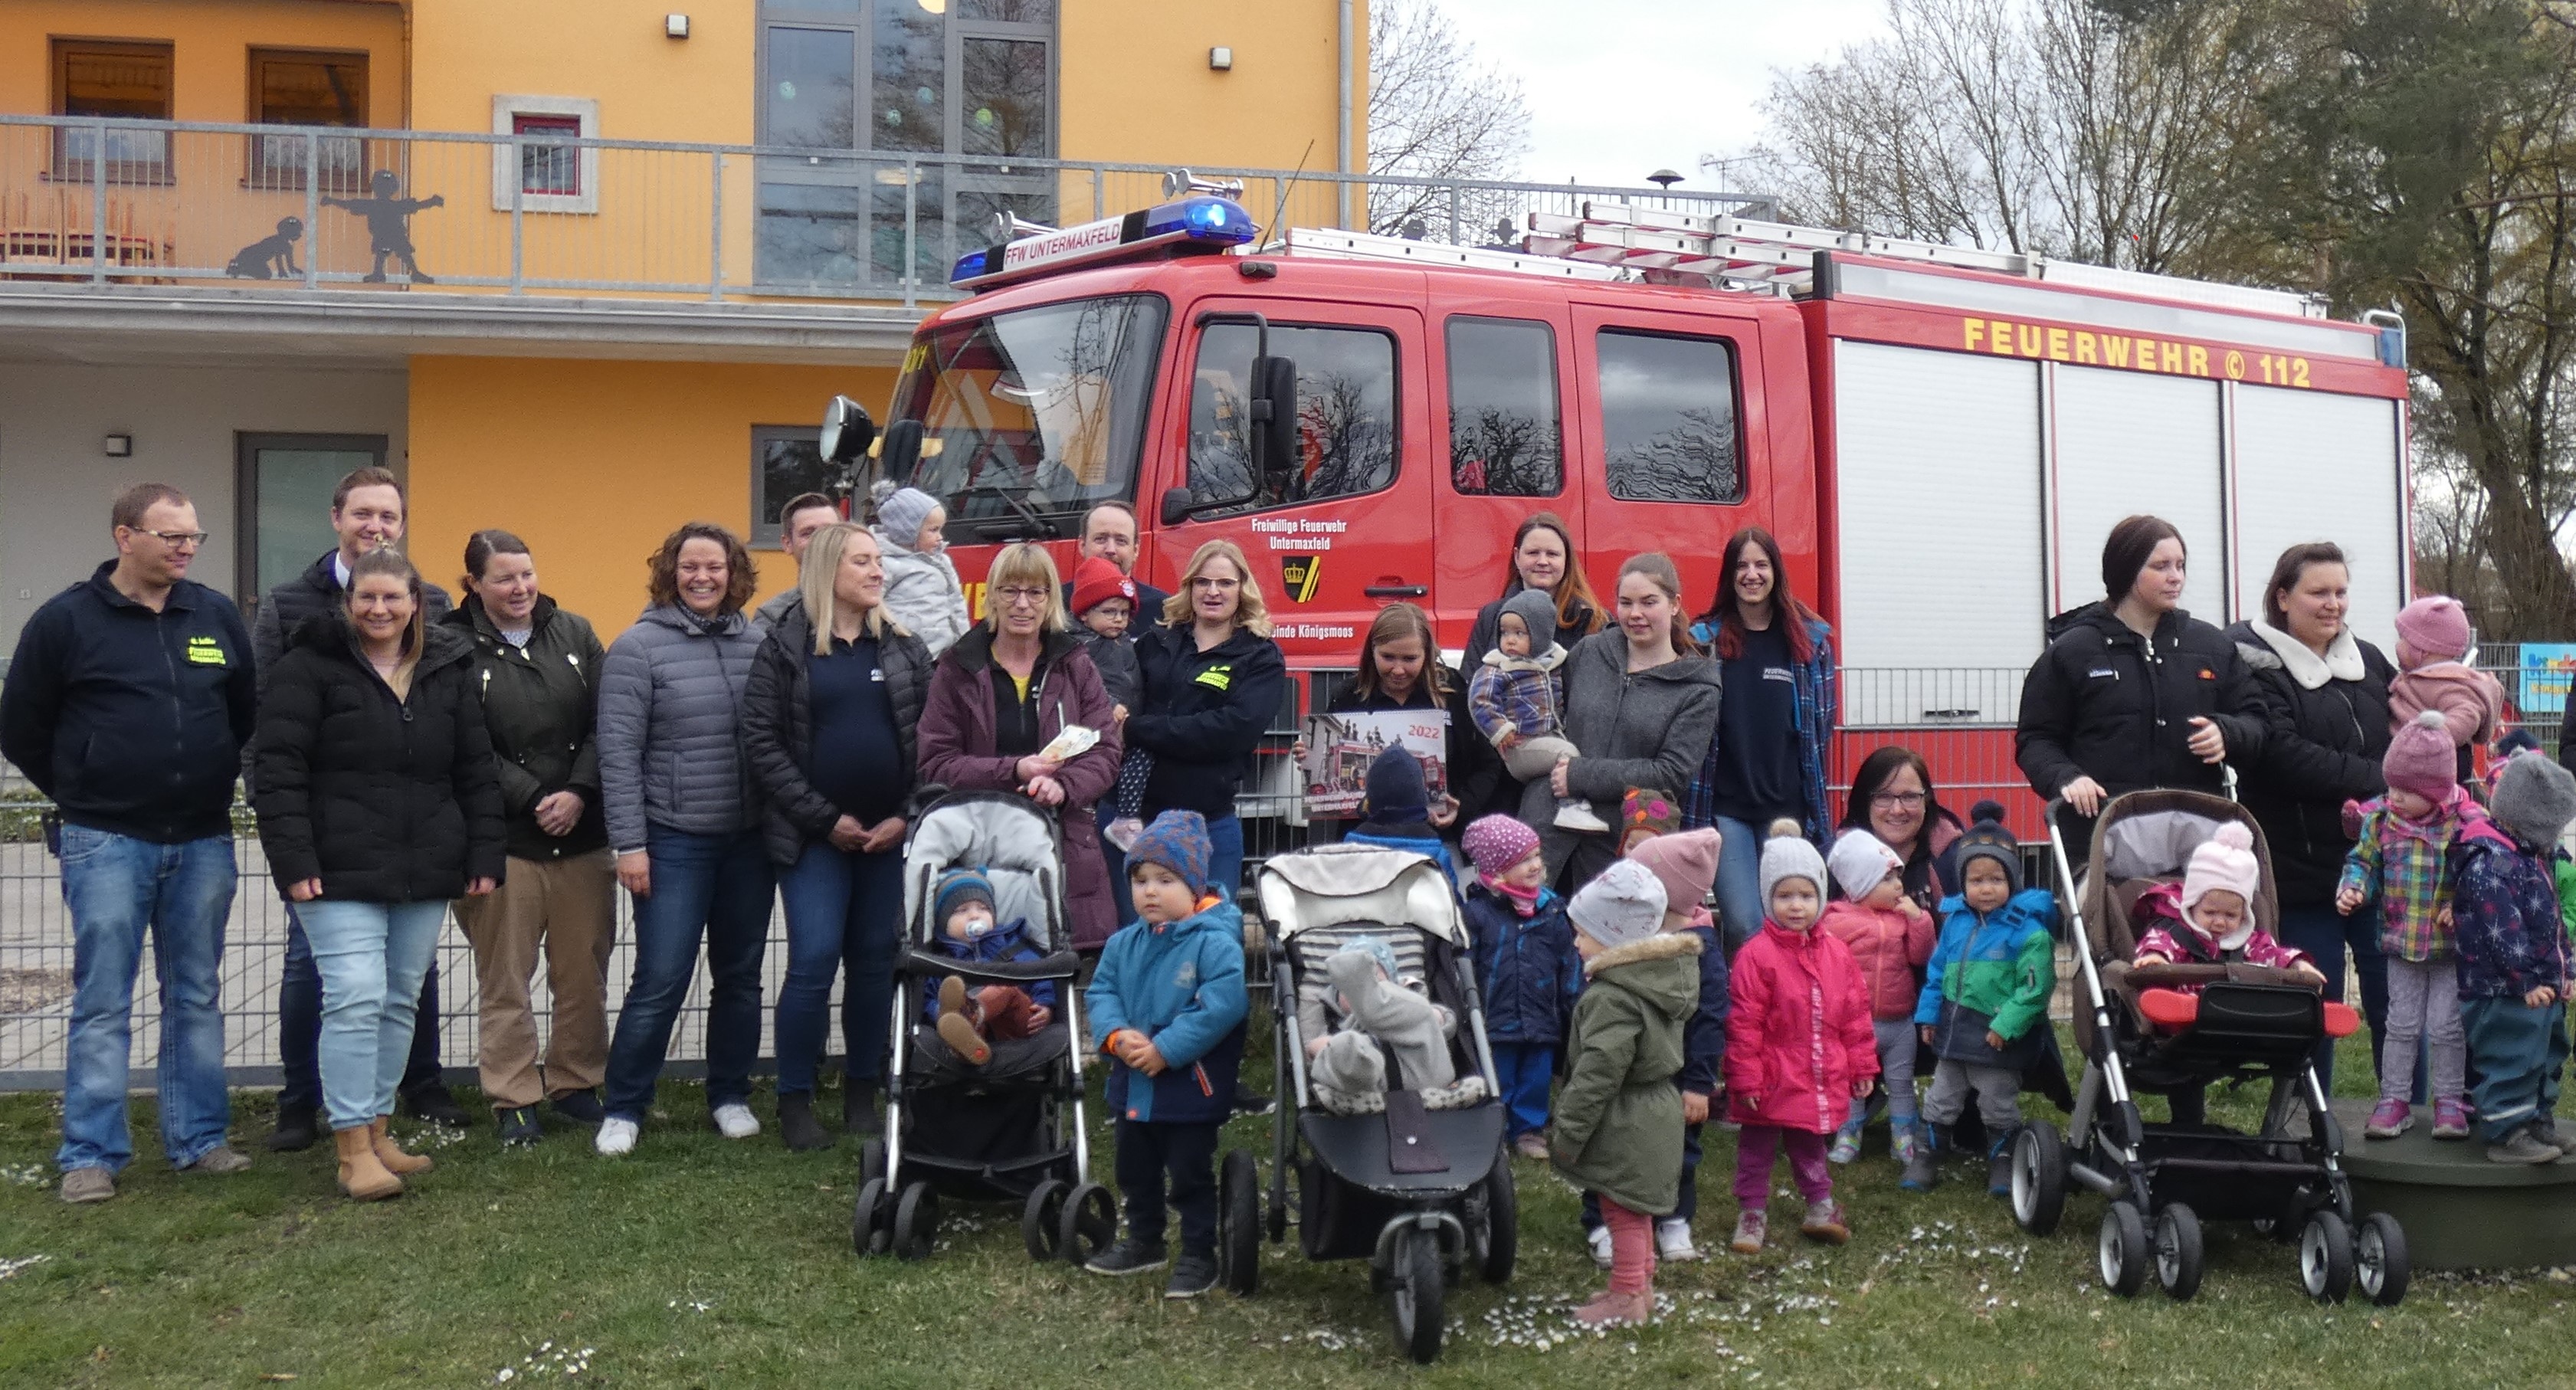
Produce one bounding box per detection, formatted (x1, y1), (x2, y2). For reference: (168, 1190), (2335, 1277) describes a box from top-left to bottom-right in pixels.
(917, 543), (1125, 948)
(1834, 746), (1965, 910)
(1126, 539), (1287, 904)
(742, 523), (933, 1149)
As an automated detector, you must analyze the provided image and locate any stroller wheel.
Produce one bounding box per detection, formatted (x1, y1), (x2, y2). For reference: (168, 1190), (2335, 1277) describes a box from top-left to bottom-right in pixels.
(2153, 1204), (2205, 1301)
(1468, 1146), (1518, 1285)
(852, 1178), (893, 1257)
(2300, 1210), (2355, 1303)
(1386, 1229), (1446, 1365)
(2356, 1212), (2410, 1307)
(892, 1181), (940, 1261)
(2097, 1202), (2149, 1297)
(858, 1139), (887, 1188)
(2010, 1126), (2067, 1237)
(1218, 1150), (1261, 1297)
(1022, 1179), (1069, 1262)
(1057, 1182), (1117, 1267)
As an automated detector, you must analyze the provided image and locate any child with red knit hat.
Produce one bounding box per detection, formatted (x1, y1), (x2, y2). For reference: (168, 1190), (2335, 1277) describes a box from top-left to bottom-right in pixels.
(2390, 595), (2503, 786)
(2338, 709), (2485, 1140)
(1070, 556), (1152, 857)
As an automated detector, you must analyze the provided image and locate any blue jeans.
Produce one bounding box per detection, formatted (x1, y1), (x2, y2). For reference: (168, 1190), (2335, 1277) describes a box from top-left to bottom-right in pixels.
(297, 899), (447, 1131)
(775, 838), (905, 1093)
(55, 825), (236, 1175)
(2463, 996), (2569, 1142)
(2276, 902), (2391, 1094)
(1493, 1041), (1555, 1139)
(278, 906), (444, 1113)
(603, 827), (774, 1120)
(1711, 815), (1765, 952)
(1205, 812), (1244, 905)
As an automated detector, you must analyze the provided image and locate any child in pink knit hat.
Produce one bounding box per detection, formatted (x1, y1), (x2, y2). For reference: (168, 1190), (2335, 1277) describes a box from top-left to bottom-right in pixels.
(2390, 595), (2503, 785)
(2338, 709), (2486, 1140)
(1458, 815), (1581, 1162)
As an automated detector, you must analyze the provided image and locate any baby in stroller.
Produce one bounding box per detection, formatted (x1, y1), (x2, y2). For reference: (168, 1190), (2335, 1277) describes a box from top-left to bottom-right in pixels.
(2132, 822), (2325, 994)
(1303, 936), (1482, 1112)
(925, 868), (1057, 1067)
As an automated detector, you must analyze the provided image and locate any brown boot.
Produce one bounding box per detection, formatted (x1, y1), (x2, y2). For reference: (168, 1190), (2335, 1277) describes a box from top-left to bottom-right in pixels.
(334, 1125), (404, 1201)
(369, 1116), (434, 1175)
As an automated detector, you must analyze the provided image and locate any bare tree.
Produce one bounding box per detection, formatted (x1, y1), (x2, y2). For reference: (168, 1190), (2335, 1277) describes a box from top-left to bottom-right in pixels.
(1367, 0), (1532, 239)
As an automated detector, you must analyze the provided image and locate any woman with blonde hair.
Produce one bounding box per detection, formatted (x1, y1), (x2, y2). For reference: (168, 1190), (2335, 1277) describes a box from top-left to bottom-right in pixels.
(1127, 538), (1287, 903)
(918, 543), (1125, 946)
(742, 522), (935, 1148)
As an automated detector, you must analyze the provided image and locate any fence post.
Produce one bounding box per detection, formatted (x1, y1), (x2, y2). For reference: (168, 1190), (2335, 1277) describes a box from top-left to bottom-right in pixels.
(509, 136), (525, 293)
(89, 120), (107, 285)
(1092, 165), (1105, 221)
(708, 151), (725, 302)
(903, 158), (918, 312)
(1447, 183), (1461, 245)
(302, 130), (320, 289)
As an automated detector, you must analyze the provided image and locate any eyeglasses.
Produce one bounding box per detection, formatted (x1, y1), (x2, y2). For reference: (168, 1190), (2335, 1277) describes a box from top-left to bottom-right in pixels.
(131, 529), (208, 548)
(1870, 791), (1928, 809)
(1191, 576), (1240, 591)
(994, 585), (1051, 606)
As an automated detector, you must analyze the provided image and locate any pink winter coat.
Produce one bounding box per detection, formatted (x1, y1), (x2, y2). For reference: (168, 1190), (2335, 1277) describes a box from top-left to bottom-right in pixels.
(2388, 662), (2502, 749)
(1818, 900), (1936, 1021)
(1724, 920), (1879, 1134)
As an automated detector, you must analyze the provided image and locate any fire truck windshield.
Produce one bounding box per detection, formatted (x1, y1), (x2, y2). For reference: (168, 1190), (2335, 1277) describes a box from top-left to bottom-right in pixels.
(887, 293), (1168, 536)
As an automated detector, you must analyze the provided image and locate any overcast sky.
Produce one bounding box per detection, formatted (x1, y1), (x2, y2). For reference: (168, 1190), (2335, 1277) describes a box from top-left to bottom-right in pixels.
(1461, 0), (1894, 193)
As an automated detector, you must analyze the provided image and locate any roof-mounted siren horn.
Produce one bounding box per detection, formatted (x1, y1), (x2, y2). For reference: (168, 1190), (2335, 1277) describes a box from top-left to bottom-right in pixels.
(991, 209), (1059, 245)
(1162, 169), (1246, 201)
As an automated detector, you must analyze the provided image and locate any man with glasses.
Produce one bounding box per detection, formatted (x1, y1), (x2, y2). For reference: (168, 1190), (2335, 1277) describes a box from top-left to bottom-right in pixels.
(3, 484), (259, 1202)
(249, 466), (467, 1146)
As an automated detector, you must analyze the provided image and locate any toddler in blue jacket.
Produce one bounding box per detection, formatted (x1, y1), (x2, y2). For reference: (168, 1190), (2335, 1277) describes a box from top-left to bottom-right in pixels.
(2448, 755), (2576, 1164)
(1083, 810), (1249, 1299)
(1461, 815), (1581, 1159)
(923, 868), (1055, 1067)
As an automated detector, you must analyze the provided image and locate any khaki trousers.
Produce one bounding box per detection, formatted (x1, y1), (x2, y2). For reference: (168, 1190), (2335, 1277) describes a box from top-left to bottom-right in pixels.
(454, 850), (617, 1110)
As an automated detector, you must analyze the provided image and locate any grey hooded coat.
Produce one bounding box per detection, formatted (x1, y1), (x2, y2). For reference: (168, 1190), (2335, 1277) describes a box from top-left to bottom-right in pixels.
(596, 603), (767, 852)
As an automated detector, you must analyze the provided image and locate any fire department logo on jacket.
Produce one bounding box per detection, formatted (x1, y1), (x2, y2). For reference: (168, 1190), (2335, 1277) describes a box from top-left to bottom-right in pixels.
(1280, 554), (1322, 604)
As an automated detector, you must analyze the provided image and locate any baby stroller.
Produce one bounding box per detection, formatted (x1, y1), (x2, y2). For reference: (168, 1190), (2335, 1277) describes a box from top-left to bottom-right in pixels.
(2011, 788), (2408, 1306)
(850, 791), (1113, 1264)
(1248, 844), (1516, 1365)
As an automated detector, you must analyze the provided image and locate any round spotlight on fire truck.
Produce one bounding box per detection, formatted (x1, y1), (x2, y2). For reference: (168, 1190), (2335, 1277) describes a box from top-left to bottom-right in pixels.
(820, 395), (876, 467)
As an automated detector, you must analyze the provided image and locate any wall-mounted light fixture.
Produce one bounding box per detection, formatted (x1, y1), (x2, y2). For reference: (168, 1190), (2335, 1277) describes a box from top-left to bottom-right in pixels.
(665, 13), (690, 38)
(1209, 46), (1234, 70)
(103, 434), (132, 457)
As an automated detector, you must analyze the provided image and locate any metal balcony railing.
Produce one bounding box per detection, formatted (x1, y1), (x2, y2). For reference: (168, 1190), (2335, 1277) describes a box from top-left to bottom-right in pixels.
(0, 114), (1775, 311)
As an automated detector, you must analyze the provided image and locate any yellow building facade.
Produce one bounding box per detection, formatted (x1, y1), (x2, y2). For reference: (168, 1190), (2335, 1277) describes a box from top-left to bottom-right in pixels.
(0, 0), (1365, 644)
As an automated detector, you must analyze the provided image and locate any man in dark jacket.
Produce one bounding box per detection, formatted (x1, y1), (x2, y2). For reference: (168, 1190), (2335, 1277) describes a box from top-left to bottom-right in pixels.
(250, 467), (464, 1146)
(1, 484), (257, 1202)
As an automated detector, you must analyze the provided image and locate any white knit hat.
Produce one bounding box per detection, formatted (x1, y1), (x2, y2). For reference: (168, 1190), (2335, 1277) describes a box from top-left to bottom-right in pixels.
(1568, 859), (1668, 951)
(1826, 828), (1903, 901)
(1758, 830), (1828, 913)
(2181, 821), (2262, 913)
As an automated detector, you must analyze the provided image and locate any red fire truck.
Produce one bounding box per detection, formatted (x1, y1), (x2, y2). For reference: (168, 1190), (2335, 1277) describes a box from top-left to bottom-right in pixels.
(828, 182), (2411, 820)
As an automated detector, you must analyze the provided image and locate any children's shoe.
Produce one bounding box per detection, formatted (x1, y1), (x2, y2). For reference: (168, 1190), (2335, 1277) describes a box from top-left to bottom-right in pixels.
(1655, 1218), (1701, 1262)
(1890, 1118), (1924, 1170)
(2486, 1126), (2561, 1165)
(1084, 1238), (1169, 1276)
(1164, 1251), (1219, 1299)
(1729, 1208), (1767, 1254)
(496, 1106), (542, 1147)
(1586, 1224), (1615, 1269)
(711, 1103), (761, 1140)
(1553, 799), (1611, 833)
(595, 1117), (638, 1156)
(2431, 1097), (2472, 1141)
(1987, 1128), (2020, 1198)
(1827, 1116), (1864, 1165)
(937, 1011), (993, 1066)
(1799, 1198), (1850, 1244)
(1571, 1290), (1654, 1327)
(2365, 1100), (2413, 1139)
(1513, 1132), (1550, 1162)
(1899, 1123), (1941, 1192)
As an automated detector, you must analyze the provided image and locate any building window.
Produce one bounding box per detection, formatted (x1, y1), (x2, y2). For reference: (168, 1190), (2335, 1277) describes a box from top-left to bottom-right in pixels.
(51, 39), (172, 183)
(1447, 316), (1563, 497)
(1189, 323), (1399, 513)
(755, 0), (1055, 292)
(1596, 329), (1745, 504)
(752, 425), (833, 548)
(490, 97), (600, 214)
(248, 48), (368, 192)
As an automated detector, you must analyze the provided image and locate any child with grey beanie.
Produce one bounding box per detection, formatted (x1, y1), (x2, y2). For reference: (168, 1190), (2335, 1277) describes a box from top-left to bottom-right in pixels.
(1470, 587), (1604, 831)
(2450, 753), (2576, 1164)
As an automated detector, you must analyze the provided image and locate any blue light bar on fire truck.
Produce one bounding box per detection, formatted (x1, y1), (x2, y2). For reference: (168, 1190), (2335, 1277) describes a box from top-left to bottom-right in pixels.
(949, 196), (1257, 290)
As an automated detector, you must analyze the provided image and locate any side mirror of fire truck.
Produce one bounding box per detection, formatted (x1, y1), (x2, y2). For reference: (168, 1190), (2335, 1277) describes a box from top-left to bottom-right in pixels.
(820, 395), (877, 468)
(878, 418), (925, 487)
(1250, 353), (1298, 482)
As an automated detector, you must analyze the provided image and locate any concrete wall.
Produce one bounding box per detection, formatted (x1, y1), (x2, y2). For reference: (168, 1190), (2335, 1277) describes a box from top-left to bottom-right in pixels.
(0, 362), (408, 659)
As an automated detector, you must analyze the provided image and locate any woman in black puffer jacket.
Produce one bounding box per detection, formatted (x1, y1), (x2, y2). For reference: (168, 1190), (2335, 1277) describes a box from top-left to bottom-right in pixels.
(255, 549), (505, 1200)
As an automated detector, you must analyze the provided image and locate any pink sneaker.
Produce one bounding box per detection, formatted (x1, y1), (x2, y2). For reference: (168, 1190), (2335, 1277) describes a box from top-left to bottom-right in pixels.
(2432, 1097), (2473, 1140)
(2363, 1100), (2411, 1139)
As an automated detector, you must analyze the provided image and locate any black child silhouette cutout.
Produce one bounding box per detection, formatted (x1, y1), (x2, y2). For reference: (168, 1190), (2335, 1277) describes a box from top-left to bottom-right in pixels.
(323, 169), (444, 284)
(224, 217), (303, 280)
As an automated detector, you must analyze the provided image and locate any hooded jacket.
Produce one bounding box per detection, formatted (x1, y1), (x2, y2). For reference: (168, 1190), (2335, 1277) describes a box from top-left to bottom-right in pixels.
(1, 562), (255, 844)
(1085, 897), (1250, 1124)
(1726, 920), (1878, 1133)
(916, 625), (1122, 947)
(919, 916), (1057, 1018)
(2017, 605), (2263, 808)
(1463, 880), (1582, 1045)
(252, 613), (506, 901)
(597, 602), (767, 852)
(740, 597), (933, 868)
(1915, 887), (2059, 1054)
(1469, 644), (1566, 744)
(1549, 930), (1703, 1215)
(2449, 818), (2574, 1001)
(2227, 619), (2396, 906)
(872, 526), (971, 658)
(1552, 629), (1723, 807)
(441, 595), (607, 861)
(1126, 621), (1289, 821)
(1820, 898), (1937, 1021)
(1463, 588), (1601, 674)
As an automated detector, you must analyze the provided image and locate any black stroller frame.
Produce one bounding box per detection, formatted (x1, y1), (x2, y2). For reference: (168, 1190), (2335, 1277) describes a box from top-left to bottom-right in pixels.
(2011, 788), (2409, 1306)
(850, 790), (1117, 1264)
(1239, 844), (1519, 1364)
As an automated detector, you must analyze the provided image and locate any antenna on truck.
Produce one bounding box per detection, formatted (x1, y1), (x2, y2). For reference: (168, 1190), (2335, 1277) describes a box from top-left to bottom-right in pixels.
(1258, 140), (1316, 253)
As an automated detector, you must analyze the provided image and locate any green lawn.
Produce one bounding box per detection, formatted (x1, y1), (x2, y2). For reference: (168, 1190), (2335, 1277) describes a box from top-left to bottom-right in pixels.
(2, 1028), (2570, 1389)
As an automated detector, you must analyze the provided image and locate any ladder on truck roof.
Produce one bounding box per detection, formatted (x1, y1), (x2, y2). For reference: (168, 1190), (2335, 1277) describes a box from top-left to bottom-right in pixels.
(1286, 202), (2329, 321)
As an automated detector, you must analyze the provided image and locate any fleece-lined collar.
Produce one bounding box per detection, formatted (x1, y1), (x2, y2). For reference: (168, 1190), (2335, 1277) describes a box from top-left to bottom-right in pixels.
(1581, 929), (1703, 978)
(2239, 621), (2365, 690)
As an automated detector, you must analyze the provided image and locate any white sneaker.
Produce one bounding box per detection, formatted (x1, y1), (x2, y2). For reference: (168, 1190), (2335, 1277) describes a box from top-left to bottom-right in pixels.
(1587, 1224), (1615, 1269)
(1554, 799), (1611, 833)
(712, 1103), (761, 1140)
(595, 1117), (637, 1156)
(1657, 1217), (1702, 1262)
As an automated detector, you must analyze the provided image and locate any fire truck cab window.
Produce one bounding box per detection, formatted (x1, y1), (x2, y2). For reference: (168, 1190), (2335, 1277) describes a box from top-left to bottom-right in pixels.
(1188, 323), (1398, 512)
(1446, 316), (1563, 497)
(1596, 329), (1744, 504)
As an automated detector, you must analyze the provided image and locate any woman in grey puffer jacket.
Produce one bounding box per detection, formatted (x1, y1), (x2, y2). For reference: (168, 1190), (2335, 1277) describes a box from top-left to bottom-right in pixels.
(871, 485), (969, 657)
(594, 523), (775, 1155)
